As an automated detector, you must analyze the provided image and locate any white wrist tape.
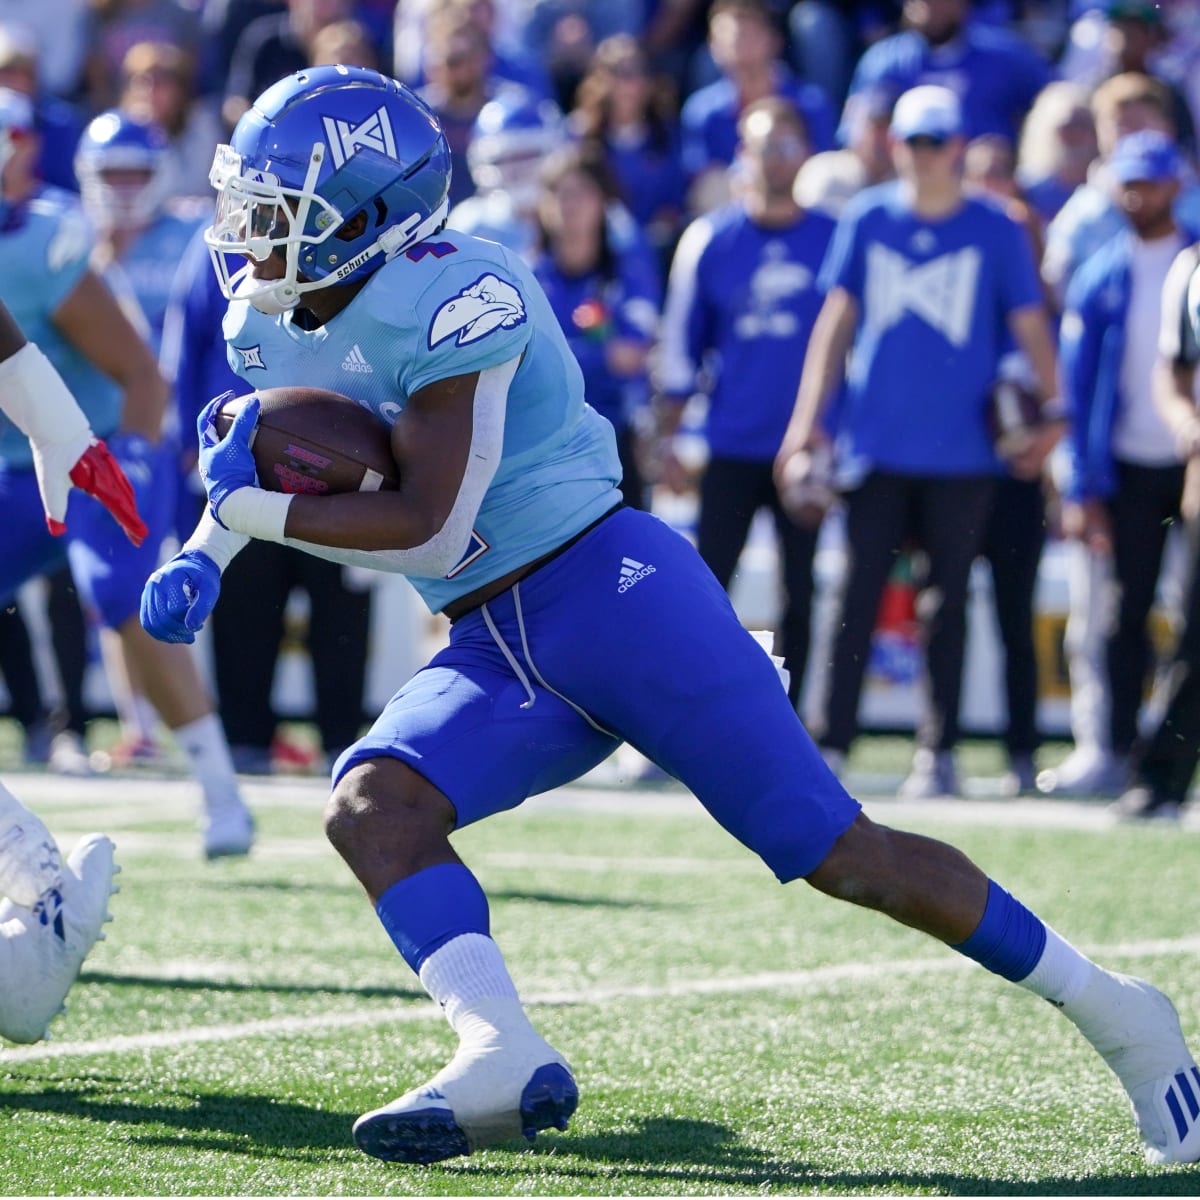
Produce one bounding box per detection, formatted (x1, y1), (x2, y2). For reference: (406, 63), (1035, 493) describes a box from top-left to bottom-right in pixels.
(215, 488), (294, 543)
(0, 341), (91, 446)
(181, 509), (251, 572)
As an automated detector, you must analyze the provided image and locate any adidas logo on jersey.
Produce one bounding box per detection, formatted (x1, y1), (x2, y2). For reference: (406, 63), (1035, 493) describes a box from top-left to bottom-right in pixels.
(618, 556), (656, 593)
(341, 344), (374, 374)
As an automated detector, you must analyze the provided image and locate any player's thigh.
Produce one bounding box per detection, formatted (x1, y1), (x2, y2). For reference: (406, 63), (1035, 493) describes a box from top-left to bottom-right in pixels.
(67, 445), (176, 627)
(514, 508), (861, 880)
(0, 465), (68, 604)
(331, 634), (617, 831)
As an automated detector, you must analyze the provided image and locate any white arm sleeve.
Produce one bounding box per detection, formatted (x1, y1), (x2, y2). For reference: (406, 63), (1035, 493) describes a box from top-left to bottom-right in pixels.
(0, 341), (94, 525)
(0, 341), (91, 444)
(280, 355), (515, 578)
(182, 508), (250, 572)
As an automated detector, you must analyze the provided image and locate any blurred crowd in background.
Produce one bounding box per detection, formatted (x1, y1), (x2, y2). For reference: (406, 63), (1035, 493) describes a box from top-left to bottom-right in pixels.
(2, 0), (1200, 814)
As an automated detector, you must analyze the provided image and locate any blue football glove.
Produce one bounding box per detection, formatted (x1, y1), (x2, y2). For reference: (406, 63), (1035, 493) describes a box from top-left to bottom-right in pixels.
(198, 393), (260, 529)
(140, 549), (222, 644)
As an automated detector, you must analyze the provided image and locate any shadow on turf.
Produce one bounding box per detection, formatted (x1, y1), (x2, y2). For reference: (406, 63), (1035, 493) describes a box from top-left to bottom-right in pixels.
(1, 1093), (1192, 1191)
(489, 888), (677, 909)
(459, 1116), (1198, 1196)
(0, 1084), (357, 1158)
(78, 969), (424, 1002)
(200, 880), (667, 911)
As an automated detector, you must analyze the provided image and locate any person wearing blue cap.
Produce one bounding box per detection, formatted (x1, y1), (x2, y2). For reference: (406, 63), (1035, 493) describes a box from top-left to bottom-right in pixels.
(780, 83), (1064, 800)
(1047, 129), (1200, 801)
(1044, 72), (1200, 304)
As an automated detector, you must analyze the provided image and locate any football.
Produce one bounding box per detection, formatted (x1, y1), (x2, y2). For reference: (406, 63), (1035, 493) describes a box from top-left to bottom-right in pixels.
(214, 386), (400, 496)
(986, 377), (1043, 461)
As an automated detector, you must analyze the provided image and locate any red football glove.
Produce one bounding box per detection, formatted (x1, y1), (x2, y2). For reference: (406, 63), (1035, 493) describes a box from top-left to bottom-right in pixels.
(58, 438), (148, 546)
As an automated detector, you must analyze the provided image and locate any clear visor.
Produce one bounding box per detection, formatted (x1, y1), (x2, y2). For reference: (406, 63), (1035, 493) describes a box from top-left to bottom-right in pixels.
(204, 143), (341, 263)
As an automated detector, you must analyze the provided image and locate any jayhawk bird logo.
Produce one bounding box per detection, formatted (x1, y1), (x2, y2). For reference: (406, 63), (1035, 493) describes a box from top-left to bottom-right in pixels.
(428, 274), (527, 349)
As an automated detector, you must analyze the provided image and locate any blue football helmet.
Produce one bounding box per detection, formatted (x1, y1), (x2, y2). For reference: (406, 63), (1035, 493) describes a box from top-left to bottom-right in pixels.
(206, 65), (452, 314)
(75, 110), (172, 233)
(467, 88), (565, 207)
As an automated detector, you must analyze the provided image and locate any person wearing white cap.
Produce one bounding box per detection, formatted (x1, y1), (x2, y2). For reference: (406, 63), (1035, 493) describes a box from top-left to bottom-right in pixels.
(779, 82), (1064, 800)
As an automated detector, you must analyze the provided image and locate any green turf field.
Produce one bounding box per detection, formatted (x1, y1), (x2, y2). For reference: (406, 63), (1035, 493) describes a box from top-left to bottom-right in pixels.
(0, 743), (1198, 1196)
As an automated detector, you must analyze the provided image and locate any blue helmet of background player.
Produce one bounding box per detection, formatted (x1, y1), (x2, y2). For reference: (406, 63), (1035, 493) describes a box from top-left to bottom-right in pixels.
(467, 87), (565, 208)
(75, 110), (172, 234)
(206, 65), (452, 315)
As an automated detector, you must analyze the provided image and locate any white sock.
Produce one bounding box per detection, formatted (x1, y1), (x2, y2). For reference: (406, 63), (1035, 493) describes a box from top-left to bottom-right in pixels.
(419, 932), (530, 1036)
(1016, 924), (1098, 1008)
(172, 714), (243, 814)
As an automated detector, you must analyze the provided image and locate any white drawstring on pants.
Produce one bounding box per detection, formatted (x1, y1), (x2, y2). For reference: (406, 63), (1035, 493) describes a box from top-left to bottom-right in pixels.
(480, 583), (617, 738)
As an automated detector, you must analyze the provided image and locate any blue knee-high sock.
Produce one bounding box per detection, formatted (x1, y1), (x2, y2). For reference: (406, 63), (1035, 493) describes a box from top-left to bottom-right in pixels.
(952, 879), (1046, 982)
(375, 863), (490, 973)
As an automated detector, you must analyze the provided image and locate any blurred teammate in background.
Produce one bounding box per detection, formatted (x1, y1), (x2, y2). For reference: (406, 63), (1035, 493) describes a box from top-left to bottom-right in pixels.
(0, 294), (122, 1044)
(0, 86), (253, 859)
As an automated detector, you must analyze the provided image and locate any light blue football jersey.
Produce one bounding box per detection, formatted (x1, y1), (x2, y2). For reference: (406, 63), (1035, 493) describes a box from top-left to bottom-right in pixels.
(223, 230), (623, 612)
(0, 186), (121, 468)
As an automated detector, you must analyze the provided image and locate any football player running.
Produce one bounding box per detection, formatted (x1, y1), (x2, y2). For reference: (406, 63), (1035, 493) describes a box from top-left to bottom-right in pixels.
(143, 66), (1200, 1167)
(0, 294), (121, 1044)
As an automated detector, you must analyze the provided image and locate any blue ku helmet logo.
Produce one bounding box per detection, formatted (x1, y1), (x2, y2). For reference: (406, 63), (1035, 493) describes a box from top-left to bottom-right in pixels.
(428, 274), (527, 349)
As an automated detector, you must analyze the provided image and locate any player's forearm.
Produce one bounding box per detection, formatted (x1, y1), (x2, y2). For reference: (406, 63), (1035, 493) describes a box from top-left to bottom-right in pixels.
(1009, 305), (1060, 410)
(1154, 359), (1200, 455)
(790, 290), (857, 442)
(0, 300), (27, 361)
(119, 371), (170, 441)
(284, 491), (448, 552)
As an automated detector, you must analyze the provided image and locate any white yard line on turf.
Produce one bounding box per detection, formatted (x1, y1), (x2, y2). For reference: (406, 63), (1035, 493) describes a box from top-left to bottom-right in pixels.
(7, 935), (1200, 1063)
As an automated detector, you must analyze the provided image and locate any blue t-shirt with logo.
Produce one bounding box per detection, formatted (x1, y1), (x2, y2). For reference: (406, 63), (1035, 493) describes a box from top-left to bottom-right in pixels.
(659, 204), (836, 461)
(820, 182), (1042, 476)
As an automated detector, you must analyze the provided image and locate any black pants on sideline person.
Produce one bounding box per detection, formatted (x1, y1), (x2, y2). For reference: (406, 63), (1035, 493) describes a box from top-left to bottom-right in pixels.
(979, 474), (1048, 762)
(211, 540), (372, 764)
(0, 566), (89, 747)
(1130, 506), (1200, 807)
(818, 470), (996, 755)
(696, 454), (819, 708)
(1105, 459), (1188, 759)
